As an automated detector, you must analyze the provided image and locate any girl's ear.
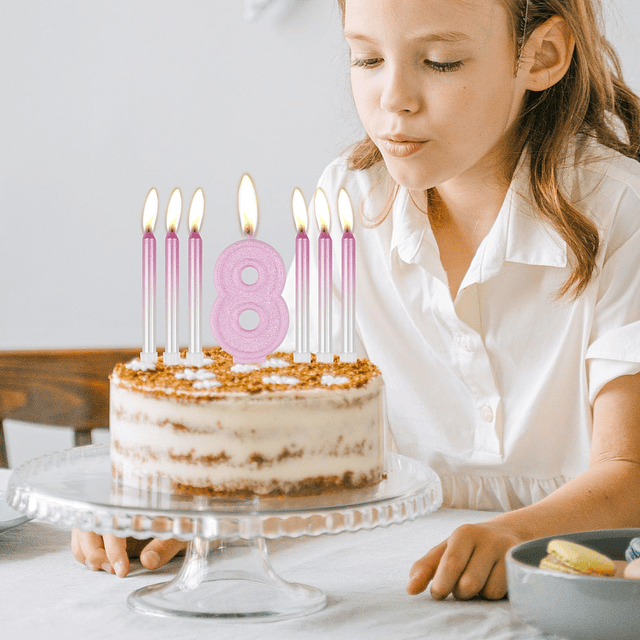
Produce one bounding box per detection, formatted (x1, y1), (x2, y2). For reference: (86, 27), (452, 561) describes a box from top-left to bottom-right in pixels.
(522, 16), (575, 91)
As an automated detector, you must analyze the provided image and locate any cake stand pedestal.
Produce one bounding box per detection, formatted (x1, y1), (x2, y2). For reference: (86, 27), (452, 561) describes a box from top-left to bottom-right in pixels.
(7, 445), (442, 622)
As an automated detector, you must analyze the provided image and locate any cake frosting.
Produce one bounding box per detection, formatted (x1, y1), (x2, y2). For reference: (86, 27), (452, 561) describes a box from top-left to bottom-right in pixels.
(110, 348), (385, 496)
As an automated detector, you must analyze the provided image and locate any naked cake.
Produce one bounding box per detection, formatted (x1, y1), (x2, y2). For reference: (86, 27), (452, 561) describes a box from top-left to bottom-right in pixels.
(109, 347), (385, 496)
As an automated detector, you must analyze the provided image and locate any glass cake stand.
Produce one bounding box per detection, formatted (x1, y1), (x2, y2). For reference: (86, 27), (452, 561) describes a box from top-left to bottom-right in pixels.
(6, 444), (442, 622)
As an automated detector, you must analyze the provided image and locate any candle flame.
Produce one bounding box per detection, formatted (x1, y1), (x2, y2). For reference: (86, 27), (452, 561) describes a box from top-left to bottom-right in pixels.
(142, 188), (159, 233)
(338, 188), (354, 233)
(238, 174), (258, 236)
(291, 188), (308, 233)
(314, 188), (331, 233)
(188, 188), (205, 233)
(166, 188), (183, 233)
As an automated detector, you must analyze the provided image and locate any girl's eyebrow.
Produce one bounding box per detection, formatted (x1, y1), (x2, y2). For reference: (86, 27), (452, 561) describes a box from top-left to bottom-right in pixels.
(343, 30), (471, 44)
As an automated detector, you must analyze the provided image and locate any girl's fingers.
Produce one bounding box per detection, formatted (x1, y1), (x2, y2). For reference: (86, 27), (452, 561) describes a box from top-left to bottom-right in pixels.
(406, 540), (447, 595)
(428, 527), (477, 600)
(140, 538), (187, 570)
(479, 557), (508, 600)
(451, 541), (500, 600)
(103, 535), (130, 578)
(71, 528), (85, 563)
(77, 530), (110, 572)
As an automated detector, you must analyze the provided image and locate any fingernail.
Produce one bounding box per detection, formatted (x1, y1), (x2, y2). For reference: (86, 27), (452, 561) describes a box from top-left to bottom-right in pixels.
(114, 561), (125, 577)
(85, 560), (98, 571)
(101, 563), (113, 573)
(143, 550), (161, 569)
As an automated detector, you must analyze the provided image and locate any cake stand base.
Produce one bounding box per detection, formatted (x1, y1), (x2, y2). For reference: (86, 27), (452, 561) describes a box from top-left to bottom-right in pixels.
(127, 536), (327, 621)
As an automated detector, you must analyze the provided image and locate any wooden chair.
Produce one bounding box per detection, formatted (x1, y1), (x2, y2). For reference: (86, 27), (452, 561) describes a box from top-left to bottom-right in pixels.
(0, 348), (139, 468)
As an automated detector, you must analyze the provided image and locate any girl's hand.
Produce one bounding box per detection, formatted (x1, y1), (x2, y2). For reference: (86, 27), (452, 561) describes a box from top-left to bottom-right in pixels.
(406, 521), (524, 600)
(71, 528), (186, 578)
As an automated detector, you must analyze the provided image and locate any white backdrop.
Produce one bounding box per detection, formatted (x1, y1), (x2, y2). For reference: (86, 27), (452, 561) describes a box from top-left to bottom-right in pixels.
(2, 0), (639, 466)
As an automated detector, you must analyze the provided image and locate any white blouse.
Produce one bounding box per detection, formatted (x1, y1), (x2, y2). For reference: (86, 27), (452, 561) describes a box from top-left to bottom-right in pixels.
(280, 138), (640, 511)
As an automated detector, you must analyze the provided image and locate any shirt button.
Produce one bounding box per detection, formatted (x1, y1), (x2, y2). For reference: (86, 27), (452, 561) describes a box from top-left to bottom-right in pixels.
(458, 336), (472, 352)
(481, 406), (494, 422)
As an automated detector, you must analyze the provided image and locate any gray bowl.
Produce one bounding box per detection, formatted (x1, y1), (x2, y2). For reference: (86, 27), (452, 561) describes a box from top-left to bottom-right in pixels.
(506, 528), (640, 640)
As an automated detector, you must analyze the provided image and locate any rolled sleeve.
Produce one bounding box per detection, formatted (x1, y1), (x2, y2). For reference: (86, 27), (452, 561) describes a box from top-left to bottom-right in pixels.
(586, 225), (640, 403)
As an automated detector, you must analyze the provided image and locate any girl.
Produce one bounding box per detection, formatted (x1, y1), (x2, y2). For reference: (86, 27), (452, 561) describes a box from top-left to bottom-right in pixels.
(73, 0), (640, 602)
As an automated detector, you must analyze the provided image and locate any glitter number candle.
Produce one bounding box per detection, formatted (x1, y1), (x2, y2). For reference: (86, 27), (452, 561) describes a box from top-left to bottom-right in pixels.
(314, 188), (333, 363)
(186, 188), (205, 367)
(141, 188), (159, 364)
(210, 174), (289, 364)
(292, 188), (310, 363)
(164, 188), (183, 365)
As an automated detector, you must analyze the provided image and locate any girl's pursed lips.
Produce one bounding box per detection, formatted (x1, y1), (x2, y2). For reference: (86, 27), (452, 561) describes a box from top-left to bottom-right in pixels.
(380, 133), (428, 142)
(378, 136), (428, 157)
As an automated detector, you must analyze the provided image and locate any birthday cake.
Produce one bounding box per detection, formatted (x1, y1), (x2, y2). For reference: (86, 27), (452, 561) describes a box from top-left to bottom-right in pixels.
(109, 348), (385, 496)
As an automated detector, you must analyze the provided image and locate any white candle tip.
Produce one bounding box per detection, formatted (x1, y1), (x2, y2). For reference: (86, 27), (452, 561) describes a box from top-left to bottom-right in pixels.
(139, 351), (158, 365)
(163, 352), (182, 366)
(185, 351), (205, 367)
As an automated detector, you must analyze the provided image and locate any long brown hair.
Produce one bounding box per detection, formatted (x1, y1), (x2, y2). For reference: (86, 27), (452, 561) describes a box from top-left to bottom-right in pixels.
(336, 0), (640, 298)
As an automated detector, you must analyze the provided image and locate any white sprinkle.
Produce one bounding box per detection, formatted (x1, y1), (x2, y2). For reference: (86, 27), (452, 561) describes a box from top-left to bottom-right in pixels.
(262, 375), (300, 385)
(231, 364), (261, 373)
(176, 368), (218, 382)
(202, 357), (213, 365)
(265, 358), (290, 368)
(126, 359), (156, 372)
(321, 374), (350, 386)
(193, 379), (222, 389)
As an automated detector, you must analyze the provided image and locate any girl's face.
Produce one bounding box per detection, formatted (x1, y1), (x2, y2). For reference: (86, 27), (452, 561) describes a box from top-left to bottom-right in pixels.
(344, 0), (527, 191)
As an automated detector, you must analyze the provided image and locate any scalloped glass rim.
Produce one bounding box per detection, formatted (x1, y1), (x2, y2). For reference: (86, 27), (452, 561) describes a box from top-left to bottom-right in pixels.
(7, 445), (442, 541)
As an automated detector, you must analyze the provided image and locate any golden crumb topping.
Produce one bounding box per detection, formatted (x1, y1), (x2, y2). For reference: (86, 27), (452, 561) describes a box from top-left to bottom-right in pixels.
(111, 347), (381, 398)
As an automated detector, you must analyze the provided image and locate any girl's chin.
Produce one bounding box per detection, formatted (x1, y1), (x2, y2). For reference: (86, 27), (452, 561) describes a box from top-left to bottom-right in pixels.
(384, 164), (438, 192)
(383, 155), (460, 192)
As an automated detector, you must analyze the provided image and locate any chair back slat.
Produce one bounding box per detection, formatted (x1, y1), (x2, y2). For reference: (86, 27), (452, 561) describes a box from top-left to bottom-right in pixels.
(0, 348), (139, 467)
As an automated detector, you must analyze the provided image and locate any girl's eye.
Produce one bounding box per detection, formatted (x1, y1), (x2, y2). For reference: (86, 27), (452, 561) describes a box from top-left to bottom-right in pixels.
(425, 60), (464, 73)
(351, 58), (382, 68)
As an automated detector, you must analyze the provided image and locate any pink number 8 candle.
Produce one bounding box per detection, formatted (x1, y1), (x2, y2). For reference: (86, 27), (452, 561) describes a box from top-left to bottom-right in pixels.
(164, 188), (183, 366)
(292, 188), (310, 363)
(141, 188), (159, 364)
(186, 188), (205, 367)
(210, 174), (289, 364)
(314, 188), (333, 364)
(338, 188), (357, 363)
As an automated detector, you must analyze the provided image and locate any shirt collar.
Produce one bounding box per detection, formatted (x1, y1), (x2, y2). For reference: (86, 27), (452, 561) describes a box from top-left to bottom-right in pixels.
(389, 187), (429, 265)
(388, 153), (567, 272)
(503, 160), (567, 268)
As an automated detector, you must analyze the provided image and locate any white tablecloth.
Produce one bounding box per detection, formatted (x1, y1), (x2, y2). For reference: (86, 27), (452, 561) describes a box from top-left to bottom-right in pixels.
(0, 468), (557, 640)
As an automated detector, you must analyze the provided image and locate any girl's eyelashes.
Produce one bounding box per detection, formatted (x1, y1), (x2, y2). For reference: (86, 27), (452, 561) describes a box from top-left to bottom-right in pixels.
(350, 58), (464, 73)
(351, 58), (382, 68)
(425, 60), (464, 73)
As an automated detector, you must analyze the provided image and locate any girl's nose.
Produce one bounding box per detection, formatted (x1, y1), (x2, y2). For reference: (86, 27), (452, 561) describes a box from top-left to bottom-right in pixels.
(379, 66), (421, 114)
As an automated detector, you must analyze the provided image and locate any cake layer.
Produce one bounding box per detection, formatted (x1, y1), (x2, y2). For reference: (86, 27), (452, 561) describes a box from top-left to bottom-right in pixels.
(110, 349), (385, 496)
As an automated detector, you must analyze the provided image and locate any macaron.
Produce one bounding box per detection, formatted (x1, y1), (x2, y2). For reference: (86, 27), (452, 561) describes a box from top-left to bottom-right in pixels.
(625, 537), (640, 563)
(539, 539), (616, 577)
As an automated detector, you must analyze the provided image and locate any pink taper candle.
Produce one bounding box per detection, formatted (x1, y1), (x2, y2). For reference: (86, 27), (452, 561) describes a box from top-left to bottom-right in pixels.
(314, 188), (333, 363)
(164, 188), (183, 366)
(210, 174), (289, 364)
(186, 188), (205, 367)
(292, 188), (310, 363)
(141, 188), (159, 364)
(338, 188), (357, 362)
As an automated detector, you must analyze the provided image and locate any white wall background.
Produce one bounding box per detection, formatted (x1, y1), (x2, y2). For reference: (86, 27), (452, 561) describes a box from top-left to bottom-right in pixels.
(2, 0), (639, 468)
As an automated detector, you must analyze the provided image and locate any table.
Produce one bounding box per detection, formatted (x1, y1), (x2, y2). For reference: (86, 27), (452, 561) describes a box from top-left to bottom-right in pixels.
(0, 468), (557, 640)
